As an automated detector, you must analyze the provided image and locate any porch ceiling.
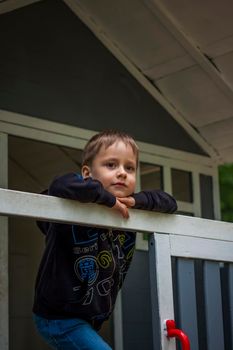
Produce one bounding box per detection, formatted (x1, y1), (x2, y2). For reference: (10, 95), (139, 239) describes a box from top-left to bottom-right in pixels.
(2, 0), (233, 164)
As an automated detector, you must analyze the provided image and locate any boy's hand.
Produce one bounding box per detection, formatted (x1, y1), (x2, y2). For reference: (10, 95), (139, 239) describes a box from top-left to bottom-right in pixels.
(117, 196), (135, 208)
(112, 199), (129, 219)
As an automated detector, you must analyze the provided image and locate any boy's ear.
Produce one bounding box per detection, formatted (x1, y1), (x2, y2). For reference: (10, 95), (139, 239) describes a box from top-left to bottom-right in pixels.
(82, 165), (92, 178)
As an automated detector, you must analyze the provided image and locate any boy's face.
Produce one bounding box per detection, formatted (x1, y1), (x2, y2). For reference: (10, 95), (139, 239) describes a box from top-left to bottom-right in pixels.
(82, 141), (137, 197)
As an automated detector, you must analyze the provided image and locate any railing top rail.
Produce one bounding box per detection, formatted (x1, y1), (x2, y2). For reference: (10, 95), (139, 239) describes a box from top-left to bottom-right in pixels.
(0, 188), (232, 241)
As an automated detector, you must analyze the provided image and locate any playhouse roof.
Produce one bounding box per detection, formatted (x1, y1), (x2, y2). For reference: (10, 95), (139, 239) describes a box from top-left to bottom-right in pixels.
(1, 0), (233, 164)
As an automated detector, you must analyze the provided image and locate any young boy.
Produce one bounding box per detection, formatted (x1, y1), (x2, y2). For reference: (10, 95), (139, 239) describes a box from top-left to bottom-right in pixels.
(33, 130), (177, 350)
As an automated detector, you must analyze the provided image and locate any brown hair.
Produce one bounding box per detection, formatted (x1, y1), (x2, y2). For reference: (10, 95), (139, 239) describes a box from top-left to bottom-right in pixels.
(82, 130), (139, 167)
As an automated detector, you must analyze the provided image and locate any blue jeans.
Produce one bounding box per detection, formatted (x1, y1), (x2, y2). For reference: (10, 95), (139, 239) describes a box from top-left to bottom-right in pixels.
(33, 315), (112, 350)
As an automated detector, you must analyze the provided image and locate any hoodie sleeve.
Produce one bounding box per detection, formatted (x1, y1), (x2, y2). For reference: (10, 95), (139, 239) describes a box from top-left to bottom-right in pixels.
(36, 173), (116, 235)
(48, 172), (116, 208)
(132, 189), (177, 213)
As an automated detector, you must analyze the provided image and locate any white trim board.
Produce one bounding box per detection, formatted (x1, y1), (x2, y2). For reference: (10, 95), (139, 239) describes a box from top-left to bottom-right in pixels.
(0, 110), (214, 170)
(0, 110), (93, 142)
(139, 152), (214, 175)
(170, 235), (233, 262)
(138, 141), (213, 168)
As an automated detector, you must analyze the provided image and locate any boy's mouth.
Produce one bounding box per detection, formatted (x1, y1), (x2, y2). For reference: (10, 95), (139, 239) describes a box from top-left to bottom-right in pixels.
(113, 182), (126, 187)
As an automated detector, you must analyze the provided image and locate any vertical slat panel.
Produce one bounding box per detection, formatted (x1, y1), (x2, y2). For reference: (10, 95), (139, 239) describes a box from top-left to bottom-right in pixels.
(121, 251), (153, 350)
(229, 264), (233, 348)
(221, 263), (232, 350)
(204, 261), (224, 350)
(114, 291), (123, 350)
(177, 258), (199, 349)
(195, 260), (207, 350)
(0, 133), (8, 350)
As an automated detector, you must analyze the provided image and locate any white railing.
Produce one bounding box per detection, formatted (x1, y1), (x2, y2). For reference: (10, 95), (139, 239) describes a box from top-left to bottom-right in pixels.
(0, 188), (233, 350)
(0, 188), (232, 239)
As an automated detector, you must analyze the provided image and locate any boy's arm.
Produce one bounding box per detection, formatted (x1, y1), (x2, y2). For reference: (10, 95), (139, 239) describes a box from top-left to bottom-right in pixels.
(132, 190), (177, 213)
(36, 173), (120, 234)
(48, 173), (116, 207)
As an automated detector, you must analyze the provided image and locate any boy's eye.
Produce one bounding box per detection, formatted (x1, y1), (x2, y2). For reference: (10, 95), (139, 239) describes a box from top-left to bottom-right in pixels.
(106, 162), (116, 169)
(126, 165), (135, 172)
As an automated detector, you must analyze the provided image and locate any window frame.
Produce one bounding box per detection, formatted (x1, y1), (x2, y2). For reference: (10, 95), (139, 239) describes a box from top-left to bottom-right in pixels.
(136, 148), (220, 250)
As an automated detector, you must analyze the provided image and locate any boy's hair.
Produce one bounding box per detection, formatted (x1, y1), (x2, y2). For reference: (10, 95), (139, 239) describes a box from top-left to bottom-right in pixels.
(82, 130), (139, 167)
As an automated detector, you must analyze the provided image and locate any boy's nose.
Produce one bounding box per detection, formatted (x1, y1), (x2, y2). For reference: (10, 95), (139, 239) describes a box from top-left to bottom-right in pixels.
(117, 166), (127, 177)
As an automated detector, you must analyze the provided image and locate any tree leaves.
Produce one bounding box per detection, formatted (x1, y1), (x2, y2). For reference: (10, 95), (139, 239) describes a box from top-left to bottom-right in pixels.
(219, 164), (233, 222)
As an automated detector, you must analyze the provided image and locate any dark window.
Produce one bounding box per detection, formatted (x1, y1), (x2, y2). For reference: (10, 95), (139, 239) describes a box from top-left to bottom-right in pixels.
(172, 169), (193, 202)
(140, 162), (163, 190)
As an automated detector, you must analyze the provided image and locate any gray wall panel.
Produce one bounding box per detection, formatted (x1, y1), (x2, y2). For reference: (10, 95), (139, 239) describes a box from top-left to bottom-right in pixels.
(221, 263), (233, 350)
(176, 259), (199, 349)
(0, 0), (207, 155)
(229, 264), (233, 349)
(122, 250), (154, 350)
(204, 262), (225, 350)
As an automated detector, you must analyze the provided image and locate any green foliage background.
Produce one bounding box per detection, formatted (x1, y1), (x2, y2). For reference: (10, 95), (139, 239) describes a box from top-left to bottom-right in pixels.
(219, 164), (233, 222)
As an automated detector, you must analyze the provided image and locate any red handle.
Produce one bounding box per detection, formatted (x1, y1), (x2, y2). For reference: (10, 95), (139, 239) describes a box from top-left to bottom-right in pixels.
(165, 320), (190, 350)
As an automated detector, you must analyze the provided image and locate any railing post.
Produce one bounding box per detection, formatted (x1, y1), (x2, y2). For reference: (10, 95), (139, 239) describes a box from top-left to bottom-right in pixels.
(0, 133), (9, 350)
(149, 233), (175, 350)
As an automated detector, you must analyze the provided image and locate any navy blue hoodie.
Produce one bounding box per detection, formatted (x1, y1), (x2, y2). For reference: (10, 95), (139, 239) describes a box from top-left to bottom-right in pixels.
(33, 173), (177, 329)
